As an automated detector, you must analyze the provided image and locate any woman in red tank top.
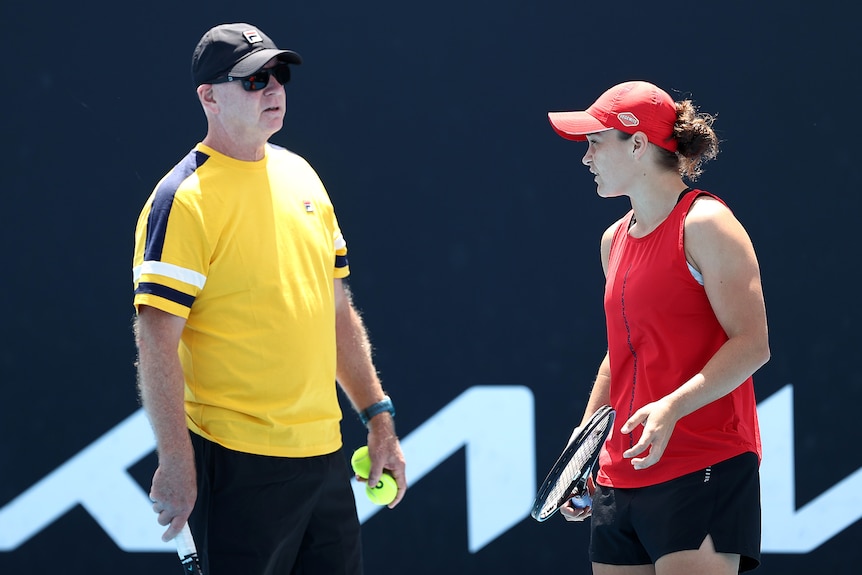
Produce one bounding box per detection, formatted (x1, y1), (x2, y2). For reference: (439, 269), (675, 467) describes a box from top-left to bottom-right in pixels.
(547, 81), (769, 574)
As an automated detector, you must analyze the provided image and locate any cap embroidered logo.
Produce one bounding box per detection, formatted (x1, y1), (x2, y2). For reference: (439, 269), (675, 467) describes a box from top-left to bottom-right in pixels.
(242, 30), (264, 44)
(617, 112), (640, 127)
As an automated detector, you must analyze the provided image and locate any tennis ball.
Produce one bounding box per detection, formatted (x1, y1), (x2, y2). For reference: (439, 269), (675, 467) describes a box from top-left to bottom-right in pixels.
(366, 472), (398, 506)
(351, 445), (371, 479)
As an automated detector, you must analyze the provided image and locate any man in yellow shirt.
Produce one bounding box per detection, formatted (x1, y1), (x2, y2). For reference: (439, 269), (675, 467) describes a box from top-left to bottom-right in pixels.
(133, 22), (406, 575)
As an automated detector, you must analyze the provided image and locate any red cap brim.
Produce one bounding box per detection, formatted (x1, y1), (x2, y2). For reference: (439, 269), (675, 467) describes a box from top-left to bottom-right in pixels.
(548, 111), (611, 141)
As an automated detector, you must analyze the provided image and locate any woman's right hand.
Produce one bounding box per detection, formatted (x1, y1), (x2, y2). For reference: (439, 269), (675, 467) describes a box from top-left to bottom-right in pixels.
(559, 475), (596, 522)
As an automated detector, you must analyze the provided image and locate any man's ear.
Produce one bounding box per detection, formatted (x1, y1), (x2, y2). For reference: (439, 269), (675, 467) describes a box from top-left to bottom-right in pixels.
(197, 84), (218, 113)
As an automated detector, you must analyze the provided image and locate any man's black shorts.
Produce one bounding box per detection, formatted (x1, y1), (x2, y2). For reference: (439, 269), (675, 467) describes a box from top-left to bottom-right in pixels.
(590, 451), (761, 572)
(189, 433), (362, 575)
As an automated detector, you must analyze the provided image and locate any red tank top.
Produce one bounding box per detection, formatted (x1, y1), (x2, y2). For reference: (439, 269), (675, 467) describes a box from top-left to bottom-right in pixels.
(597, 190), (761, 488)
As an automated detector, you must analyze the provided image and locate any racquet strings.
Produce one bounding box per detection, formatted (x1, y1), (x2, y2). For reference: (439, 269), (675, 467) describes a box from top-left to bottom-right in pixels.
(537, 417), (610, 520)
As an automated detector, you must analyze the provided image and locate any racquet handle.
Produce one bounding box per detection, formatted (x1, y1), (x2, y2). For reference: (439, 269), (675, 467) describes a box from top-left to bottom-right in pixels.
(174, 522), (197, 557)
(174, 522), (204, 574)
(570, 494), (592, 509)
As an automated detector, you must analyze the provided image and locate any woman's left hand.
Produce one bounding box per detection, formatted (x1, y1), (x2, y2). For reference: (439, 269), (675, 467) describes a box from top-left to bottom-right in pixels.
(620, 398), (679, 470)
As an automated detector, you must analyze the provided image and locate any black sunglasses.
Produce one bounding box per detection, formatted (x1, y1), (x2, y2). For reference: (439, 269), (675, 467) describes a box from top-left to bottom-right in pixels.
(211, 62), (292, 91)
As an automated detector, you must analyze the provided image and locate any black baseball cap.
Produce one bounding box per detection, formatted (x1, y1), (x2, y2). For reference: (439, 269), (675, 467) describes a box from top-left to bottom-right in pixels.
(191, 23), (302, 87)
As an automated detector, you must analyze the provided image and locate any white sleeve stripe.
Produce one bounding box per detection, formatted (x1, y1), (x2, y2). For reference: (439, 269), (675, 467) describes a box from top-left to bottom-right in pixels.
(133, 261), (207, 289)
(334, 233), (347, 250)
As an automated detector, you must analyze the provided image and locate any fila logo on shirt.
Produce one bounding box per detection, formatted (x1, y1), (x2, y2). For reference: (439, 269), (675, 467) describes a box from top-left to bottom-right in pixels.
(303, 201), (314, 213)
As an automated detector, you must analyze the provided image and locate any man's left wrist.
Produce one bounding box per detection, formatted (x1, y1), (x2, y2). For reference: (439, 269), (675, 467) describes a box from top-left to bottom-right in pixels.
(359, 395), (395, 426)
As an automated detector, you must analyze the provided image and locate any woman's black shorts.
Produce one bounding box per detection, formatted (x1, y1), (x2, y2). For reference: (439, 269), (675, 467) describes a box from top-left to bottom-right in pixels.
(590, 451), (761, 572)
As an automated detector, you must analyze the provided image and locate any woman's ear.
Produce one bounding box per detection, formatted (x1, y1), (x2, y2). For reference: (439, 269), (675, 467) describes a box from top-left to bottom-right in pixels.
(630, 131), (650, 159)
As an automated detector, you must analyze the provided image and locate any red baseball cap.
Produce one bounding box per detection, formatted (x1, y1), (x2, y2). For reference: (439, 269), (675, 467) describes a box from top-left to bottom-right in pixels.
(548, 81), (678, 152)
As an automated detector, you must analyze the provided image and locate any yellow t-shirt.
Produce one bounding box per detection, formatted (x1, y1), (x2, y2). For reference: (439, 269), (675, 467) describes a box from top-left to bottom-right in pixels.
(133, 143), (349, 457)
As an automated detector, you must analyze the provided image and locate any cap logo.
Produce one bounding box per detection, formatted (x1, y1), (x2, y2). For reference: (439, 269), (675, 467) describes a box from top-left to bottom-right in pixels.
(242, 30), (264, 44)
(617, 112), (640, 127)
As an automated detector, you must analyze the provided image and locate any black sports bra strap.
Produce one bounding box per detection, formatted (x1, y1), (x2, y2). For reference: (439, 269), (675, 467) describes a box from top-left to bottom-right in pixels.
(677, 187), (694, 204)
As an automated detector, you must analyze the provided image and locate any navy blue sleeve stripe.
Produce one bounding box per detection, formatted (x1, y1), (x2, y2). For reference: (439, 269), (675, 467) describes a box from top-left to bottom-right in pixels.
(135, 282), (196, 309)
(144, 150), (210, 262)
(335, 254), (348, 268)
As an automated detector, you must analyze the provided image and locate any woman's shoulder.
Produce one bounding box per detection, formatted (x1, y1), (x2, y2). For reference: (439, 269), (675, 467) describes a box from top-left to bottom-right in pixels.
(684, 192), (754, 269)
(601, 213), (631, 246)
(600, 213), (632, 272)
(604, 212), (632, 237)
(686, 192), (737, 232)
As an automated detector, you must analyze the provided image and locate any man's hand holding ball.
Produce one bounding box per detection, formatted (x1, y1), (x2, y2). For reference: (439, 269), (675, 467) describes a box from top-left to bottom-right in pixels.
(351, 445), (398, 506)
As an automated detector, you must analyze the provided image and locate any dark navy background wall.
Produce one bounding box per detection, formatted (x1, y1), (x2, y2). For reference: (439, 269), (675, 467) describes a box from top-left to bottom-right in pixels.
(2, 1), (859, 573)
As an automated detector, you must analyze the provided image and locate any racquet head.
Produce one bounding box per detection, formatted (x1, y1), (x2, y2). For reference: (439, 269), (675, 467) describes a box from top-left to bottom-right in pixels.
(531, 405), (615, 522)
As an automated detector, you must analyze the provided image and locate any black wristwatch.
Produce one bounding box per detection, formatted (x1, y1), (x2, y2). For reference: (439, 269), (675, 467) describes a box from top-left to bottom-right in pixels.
(359, 395), (395, 426)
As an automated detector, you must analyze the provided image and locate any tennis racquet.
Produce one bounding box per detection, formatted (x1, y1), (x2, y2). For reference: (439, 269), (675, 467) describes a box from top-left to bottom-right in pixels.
(531, 404), (615, 522)
(174, 522), (204, 574)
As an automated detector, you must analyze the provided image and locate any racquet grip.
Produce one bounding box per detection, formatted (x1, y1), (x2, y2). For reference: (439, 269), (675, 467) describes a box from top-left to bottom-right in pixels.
(174, 522), (197, 559)
(570, 494), (592, 509)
